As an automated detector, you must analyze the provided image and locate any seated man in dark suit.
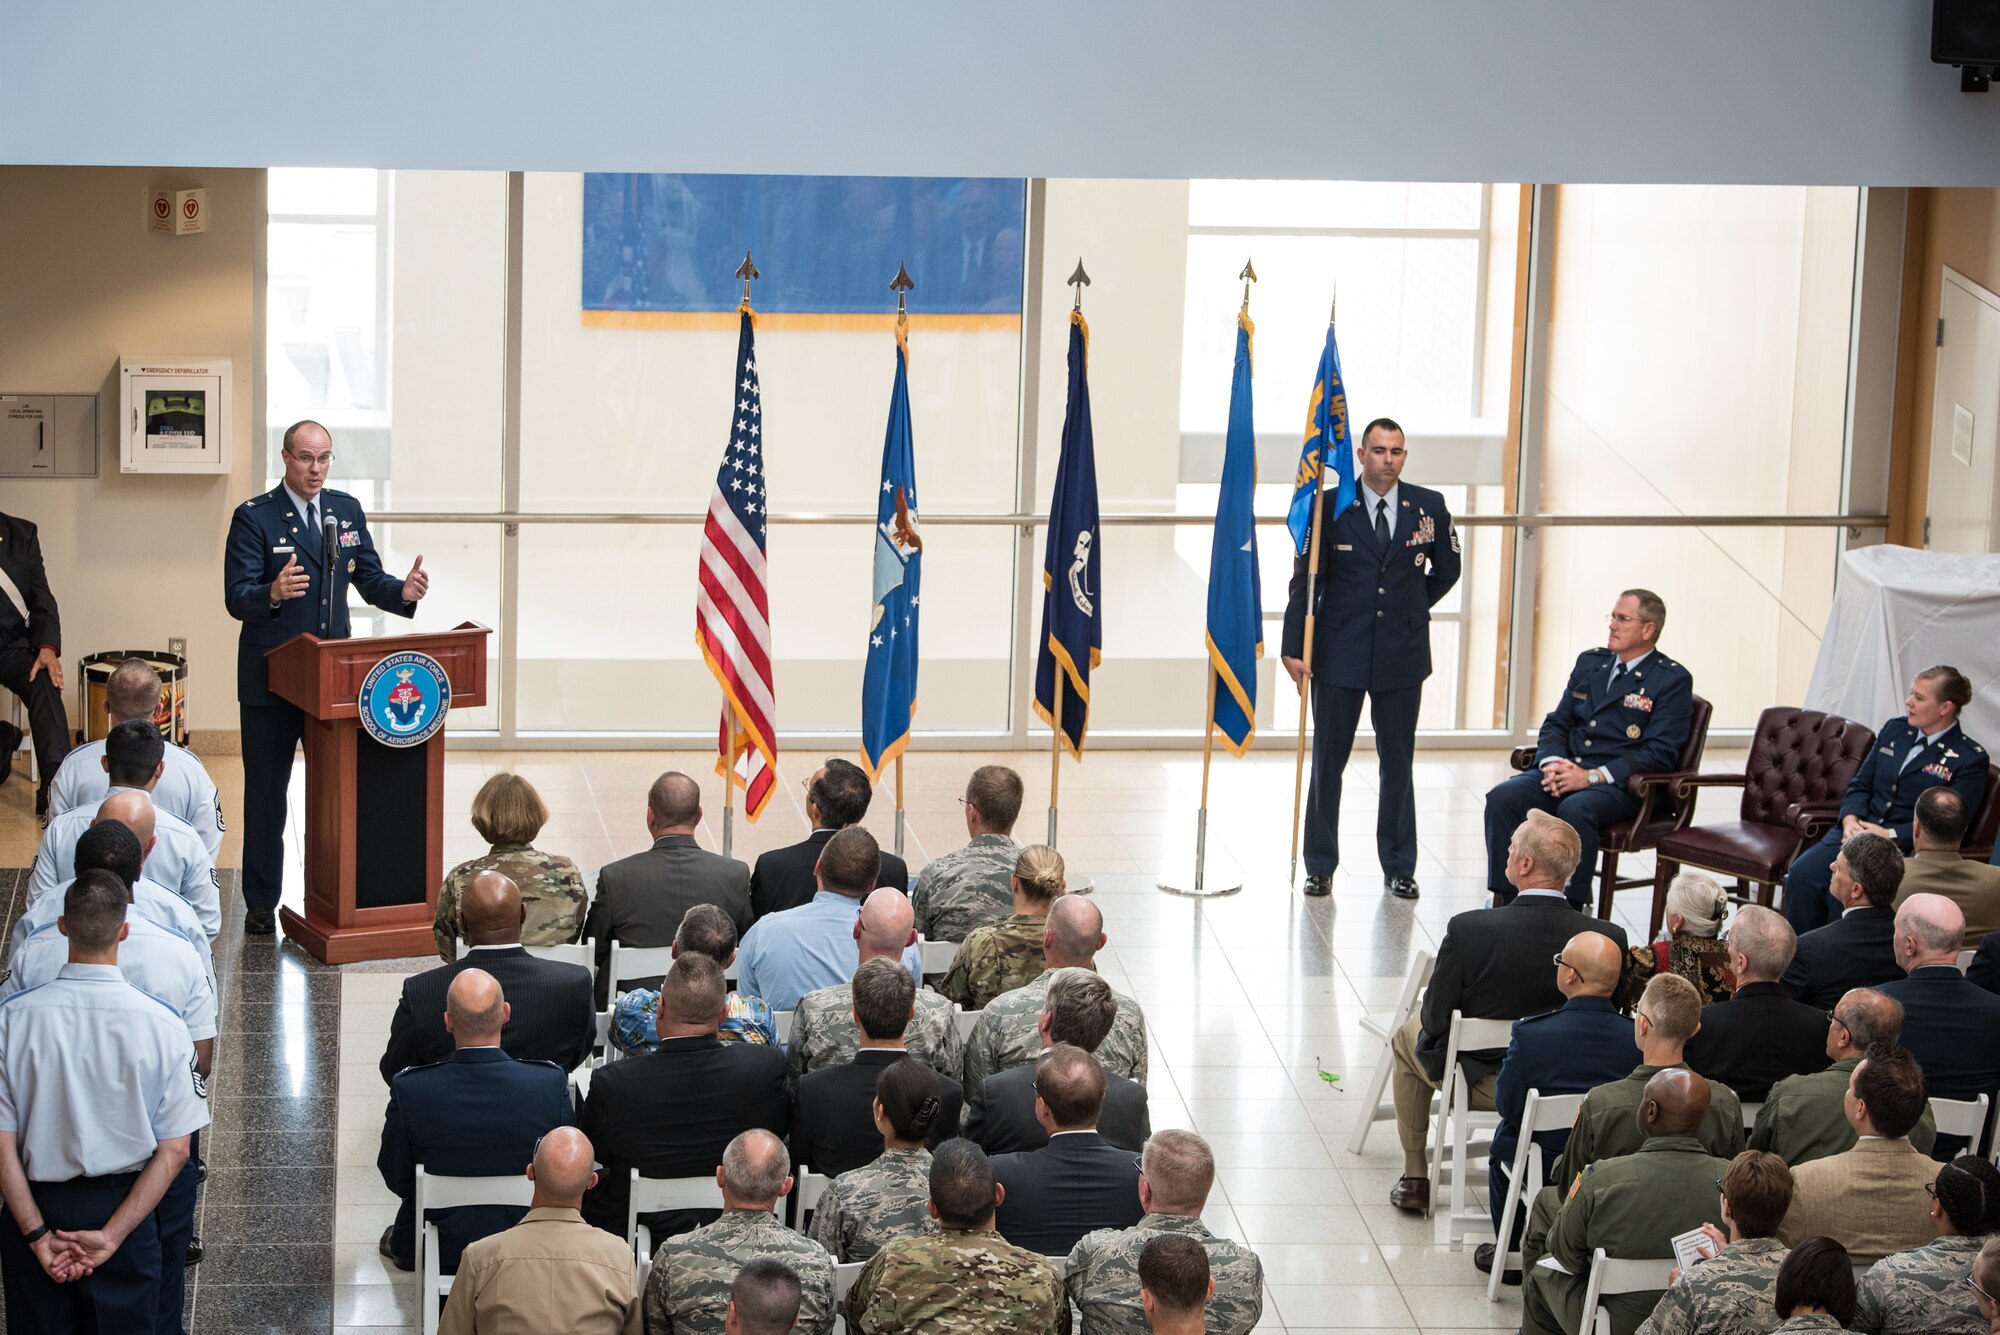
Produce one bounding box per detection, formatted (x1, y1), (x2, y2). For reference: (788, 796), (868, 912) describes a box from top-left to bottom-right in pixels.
(750, 758), (908, 922)
(1386, 810), (1628, 1213)
(1781, 832), (1905, 1009)
(991, 1044), (1146, 1256)
(584, 770), (752, 1005)
(1475, 929), (1633, 1283)
(965, 967), (1149, 1156)
(1783, 666), (1988, 933)
(376, 969), (575, 1272)
(1684, 904), (1830, 1101)
(1483, 589), (1694, 909)
(379, 872), (595, 1083)
(1892, 786), (2000, 945)
(578, 951), (792, 1236)
(1969, 933), (2000, 994)
(792, 958), (963, 1177)
(1880, 893), (2000, 1158)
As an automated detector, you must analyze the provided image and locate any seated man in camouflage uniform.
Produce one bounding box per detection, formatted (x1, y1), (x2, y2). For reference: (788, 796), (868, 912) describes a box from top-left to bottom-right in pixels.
(1854, 1155), (2000, 1335)
(611, 905), (777, 1056)
(1523, 1070), (1736, 1335)
(963, 897), (1147, 1092)
(1637, 1150), (1795, 1335)
(1137, 1235), (1212, 1335)
(789, 889), (964, 1082)
(809, 1057), (944, 1262)
(1750, 987), (1937, 1166)
(844, 1138), (1067, 1335)
(911, 765), (1024, 944)
(641, 1129), (834, 1335)
(434, 772), (587, 962)
(938, 843), (1064, 1010)
(1065, 1129), (1262, 1335)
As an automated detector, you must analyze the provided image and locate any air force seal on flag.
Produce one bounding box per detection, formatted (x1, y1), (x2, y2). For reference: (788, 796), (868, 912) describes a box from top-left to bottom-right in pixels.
(358, 651), (451, 748)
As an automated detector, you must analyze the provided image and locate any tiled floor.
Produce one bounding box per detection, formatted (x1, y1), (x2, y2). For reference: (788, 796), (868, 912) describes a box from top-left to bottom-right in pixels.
(1, 743), (1683, 1333)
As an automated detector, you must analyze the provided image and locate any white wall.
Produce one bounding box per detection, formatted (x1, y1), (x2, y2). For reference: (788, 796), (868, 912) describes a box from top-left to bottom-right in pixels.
(0, 167), (260, 735)
(10, 4), (1998, 186)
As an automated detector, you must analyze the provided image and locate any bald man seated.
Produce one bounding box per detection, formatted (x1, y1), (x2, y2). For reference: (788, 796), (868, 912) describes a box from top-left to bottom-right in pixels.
(1521, 1070), (1735, 1335)
(380, 872), (595, 1083)
(377, 969), (576, 1272)
(1479, 930), (1636, 1280)
(1879, 893), (2000, 1158)
(438, 1128), (642, 1335)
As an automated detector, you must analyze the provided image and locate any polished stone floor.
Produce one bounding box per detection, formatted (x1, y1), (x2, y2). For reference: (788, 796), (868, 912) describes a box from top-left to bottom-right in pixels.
(0, 744), (1685, 1333)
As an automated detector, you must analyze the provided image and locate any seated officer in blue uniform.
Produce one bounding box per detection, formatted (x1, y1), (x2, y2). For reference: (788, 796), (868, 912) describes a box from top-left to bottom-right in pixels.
(223, 420), (429, 934)
(0, 873), (209, 1334)
(1282, 417), (1461, 901)
(1478, 928), (1633, 1281)
(1484, 590), (1694, 910)
(377, 968), (573, 1272)
(1783, 666), (1988, 934)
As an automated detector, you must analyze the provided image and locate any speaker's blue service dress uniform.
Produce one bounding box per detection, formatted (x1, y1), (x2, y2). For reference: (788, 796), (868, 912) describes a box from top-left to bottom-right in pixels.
(1783, 718), (1988, 933)
(1282, 481), (1460, 889)
(224, 485), (412, 916)
(1484, 647), (1694, 907)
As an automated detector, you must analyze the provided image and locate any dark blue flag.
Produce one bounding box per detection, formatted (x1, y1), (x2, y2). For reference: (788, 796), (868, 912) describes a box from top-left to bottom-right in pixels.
(1034, 311), (1102, 756)
(861, 325), (922, 779)
(1206, 308), (1263, 756)
(1287, 324), (1356, 555)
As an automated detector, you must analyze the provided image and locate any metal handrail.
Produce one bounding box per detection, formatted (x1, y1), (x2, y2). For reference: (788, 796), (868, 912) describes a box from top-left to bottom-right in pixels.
(368, 510), (1887, 529)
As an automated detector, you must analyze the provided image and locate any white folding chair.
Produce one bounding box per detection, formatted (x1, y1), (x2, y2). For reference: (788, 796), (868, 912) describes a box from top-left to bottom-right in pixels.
(954, 1008), (979, 1041)
(775, 1010), (794, 1044)
(794, 1169), (832, 1234)
(1738, 1101), (1763, 1132)
(524, 937), (596, 995)
(1344, 950), (1437, 1155)
(1959, 948), (1977, 973)
(1488, 1090), (1585, 1302)
(1929, 1093), (1990, 1144)
(1428, 1012), (1515, 1241)
(834, 1260), (866, 1301)
(606, 942), (677, 1001)
(414, 1167), (535, 1335)
(919, 937), (959, 976)
(628, 1170), (784, 1281)
(1577, 1249), (1676, 1335)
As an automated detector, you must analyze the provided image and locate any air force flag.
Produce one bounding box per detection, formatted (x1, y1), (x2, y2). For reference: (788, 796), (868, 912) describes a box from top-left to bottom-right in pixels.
(1288, 324), (1356, 556)
(860, 324), (922, 780)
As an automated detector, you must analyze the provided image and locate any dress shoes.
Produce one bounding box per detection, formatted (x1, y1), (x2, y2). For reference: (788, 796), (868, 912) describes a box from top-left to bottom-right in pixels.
(243, 909), (277, 936)
(1302, 875), (1332, 898)
(379, 1225), (414, 1273)
(1473, 1242), (1521, 1285)
(1386, 877), (1420, 900)
(185, 1235), (203, 1267)
(1387, 1175), (1430, 1213)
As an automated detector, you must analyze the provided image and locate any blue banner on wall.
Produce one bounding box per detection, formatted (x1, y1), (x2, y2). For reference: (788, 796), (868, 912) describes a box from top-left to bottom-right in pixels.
(582, 173), (1026, 330)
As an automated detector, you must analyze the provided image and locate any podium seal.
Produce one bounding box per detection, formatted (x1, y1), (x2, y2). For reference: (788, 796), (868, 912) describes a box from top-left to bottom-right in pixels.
(358, 651), (452, 747)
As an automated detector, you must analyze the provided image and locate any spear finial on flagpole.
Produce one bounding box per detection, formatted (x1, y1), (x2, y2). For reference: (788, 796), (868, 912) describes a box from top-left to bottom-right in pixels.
(1330, 282), (1338, 327)
(736, 250), (760, 306)
(1068, 259), (1091, 312)
(1240, 257), (1258, 310)
(891, 263), (915, 325)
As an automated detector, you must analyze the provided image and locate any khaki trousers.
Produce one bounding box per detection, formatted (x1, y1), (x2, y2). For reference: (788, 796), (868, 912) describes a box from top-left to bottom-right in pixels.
(1389, 1015), (1496, 1177)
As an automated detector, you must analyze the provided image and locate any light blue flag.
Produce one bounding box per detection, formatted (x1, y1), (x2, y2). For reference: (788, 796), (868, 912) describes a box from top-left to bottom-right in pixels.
(1206, 308), (1263, 756)
(1287, 324), (1356, 555)
(861, 326), (922, 779)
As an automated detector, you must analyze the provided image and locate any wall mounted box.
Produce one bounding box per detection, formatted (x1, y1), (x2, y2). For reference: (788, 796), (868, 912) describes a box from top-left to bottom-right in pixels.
(0, 394), (98, 477)
(118, 356), (231, 474)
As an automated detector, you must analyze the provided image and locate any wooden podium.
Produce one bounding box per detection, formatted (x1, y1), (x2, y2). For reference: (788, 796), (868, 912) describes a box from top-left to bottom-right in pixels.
(265, 622), (491, 963)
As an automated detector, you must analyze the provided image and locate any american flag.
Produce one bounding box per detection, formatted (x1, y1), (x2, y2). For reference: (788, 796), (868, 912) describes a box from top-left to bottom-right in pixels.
(696, 305), (776, 819)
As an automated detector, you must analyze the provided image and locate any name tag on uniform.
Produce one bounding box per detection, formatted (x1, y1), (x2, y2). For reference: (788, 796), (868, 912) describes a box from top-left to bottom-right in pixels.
(1570, 690), (1588, 700)
(272, 545), (294, 555)
(1334, 544), (1353, 552)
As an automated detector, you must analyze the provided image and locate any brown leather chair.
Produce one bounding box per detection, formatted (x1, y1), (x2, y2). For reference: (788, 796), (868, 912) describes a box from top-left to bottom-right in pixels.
(1960, 768), (2000, 863)
(1649, 707), (1876, 937)
(1507, 695), (1715, 920)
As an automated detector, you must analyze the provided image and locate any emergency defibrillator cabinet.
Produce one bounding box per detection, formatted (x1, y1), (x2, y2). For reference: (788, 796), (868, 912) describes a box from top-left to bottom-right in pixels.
(118, 356), (232, 475)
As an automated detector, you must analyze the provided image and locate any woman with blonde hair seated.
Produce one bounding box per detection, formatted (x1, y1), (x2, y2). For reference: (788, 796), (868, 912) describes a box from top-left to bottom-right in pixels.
(937, 844), (1065, 1010)
(433, 772), (588, 961)
(1621, 870), (1734, 1008)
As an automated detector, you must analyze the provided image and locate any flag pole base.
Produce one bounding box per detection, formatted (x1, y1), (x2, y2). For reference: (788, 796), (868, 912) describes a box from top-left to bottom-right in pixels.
(1156, 810), (1242, 897)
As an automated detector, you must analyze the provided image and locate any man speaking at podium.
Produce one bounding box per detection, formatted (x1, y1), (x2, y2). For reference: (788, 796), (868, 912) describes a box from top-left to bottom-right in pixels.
(224, 421), (429, 934)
